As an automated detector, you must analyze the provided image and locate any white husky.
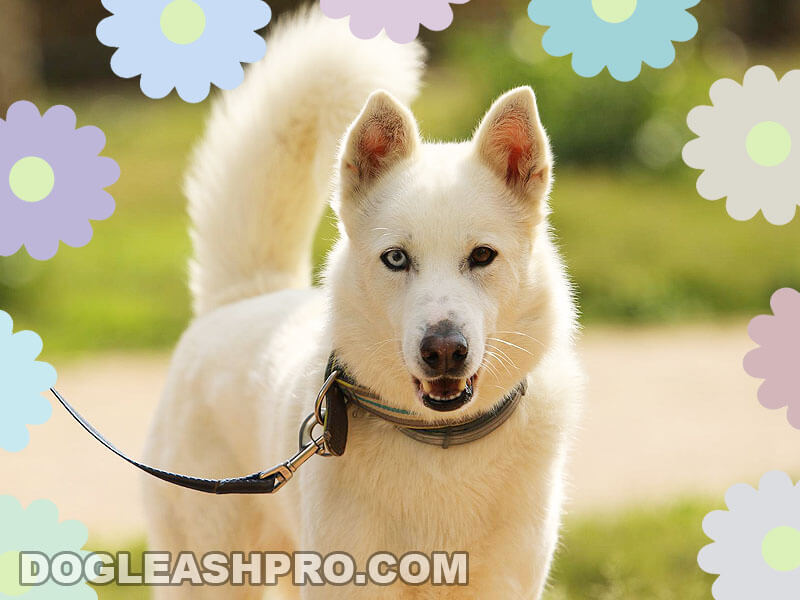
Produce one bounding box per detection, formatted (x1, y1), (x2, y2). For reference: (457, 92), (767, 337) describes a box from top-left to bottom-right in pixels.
(143, 8), (582, 600)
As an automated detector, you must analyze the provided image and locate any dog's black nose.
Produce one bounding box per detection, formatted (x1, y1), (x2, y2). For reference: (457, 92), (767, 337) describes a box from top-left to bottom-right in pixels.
(420, 322), (468, 376)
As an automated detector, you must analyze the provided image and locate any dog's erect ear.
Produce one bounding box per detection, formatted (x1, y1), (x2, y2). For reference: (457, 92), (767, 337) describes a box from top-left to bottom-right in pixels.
(339, 90), (420, 200)
(473, 87), (552, 204)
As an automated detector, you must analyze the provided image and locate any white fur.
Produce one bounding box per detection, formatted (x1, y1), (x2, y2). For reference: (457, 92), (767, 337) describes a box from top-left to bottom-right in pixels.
(144, 8), (583, 600)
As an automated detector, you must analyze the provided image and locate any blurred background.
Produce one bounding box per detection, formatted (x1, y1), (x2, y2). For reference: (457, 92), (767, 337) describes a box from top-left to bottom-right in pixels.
(2, 1), (800, 598)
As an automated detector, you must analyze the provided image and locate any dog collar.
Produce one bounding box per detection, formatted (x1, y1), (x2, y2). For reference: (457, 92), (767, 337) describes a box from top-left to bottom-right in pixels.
(326, 354), (527, 449)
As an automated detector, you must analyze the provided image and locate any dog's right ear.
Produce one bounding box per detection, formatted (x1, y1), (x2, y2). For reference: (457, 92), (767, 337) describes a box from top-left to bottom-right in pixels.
(472, 87), (552, 210)
(338, 90), (420, 201)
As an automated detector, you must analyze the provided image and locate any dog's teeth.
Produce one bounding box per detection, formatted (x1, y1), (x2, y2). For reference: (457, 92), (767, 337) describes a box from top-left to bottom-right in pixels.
(457, 379), (467, 392)
(421, 380), (433, 394)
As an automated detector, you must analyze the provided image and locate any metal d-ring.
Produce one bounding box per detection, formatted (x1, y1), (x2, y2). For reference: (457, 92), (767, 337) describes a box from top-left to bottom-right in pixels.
(314, 369), (339, 426)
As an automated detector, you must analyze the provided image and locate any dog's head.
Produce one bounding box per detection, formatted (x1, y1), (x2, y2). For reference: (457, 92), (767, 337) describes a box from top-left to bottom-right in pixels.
(326, 87), (564, 419)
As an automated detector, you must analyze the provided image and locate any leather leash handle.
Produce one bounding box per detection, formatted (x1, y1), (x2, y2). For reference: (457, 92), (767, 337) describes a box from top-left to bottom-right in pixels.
(50, 388), (282, 495)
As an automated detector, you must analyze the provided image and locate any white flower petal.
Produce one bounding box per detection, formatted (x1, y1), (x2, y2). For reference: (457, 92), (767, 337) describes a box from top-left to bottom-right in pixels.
(725, 482), (759, 511)
(709, 78), (741, 107)
(725, 190), (762, 221)
(711, 572), (748, 600)
(759, 470), (795, 495)
(779, 69), (800, 97)
(696, 170), (731, 201)
(686, 105), (716, 136)
(743, 65), (779, 90)
(697, 542), (724, 574)
(760, 195), (798, 226)
(683, 138), (714, 169)
(702, 510), (733, 540)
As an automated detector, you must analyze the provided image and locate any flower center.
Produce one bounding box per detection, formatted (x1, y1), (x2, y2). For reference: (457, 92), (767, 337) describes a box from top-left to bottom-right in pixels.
(8, 156), (55, 203)
(762, 526), (800, 572)
(592, 0), (638, 23)
(0, 551), (30, 596)
(160, 0), (207, 45)
(746, 121), (792, 167)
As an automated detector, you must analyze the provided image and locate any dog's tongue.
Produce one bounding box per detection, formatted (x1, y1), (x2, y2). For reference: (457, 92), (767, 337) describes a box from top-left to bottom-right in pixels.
(421, 378), (466, 400)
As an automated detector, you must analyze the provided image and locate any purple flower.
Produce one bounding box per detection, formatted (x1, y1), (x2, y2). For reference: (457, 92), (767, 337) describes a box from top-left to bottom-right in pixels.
(1, 101), (120, 261)
(743, 288), (800, 428)
(320, 0), (469, 44)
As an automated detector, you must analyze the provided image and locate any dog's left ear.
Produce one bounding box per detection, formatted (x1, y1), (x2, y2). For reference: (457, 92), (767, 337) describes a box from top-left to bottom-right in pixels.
(339, 90), (421, 201)
(472, 87), (552, 207)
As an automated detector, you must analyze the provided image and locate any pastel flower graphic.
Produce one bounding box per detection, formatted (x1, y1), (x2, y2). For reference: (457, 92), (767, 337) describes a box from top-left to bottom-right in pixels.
(0, 310), (56, 452)
(320, 0), (469, 44)
(683, 66), (800, 225)
(699, 471), (800, 599)
(743, 288), (800, 428)
(97, 0), (271, 103)
(527, 0), (699, 82)
(0, 496), (95, 599)
(1, 101), (119, 261)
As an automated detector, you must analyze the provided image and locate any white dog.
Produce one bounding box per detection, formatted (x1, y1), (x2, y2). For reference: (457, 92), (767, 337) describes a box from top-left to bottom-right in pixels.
(143, 8), (582, 599)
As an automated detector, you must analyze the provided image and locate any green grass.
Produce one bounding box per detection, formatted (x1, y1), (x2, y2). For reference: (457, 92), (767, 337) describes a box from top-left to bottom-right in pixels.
(549, 168), (800, 324)
(546, 501), (715, 599)
(2, 89), (799, 360)
(87, 500), (716, 599)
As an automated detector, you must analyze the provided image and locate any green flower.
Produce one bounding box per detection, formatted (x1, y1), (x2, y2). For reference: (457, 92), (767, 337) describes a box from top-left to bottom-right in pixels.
(0, 496), (95, 599)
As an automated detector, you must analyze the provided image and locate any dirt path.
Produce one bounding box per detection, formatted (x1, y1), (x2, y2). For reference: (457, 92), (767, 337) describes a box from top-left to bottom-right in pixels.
(4, 324), (798, 539)
(571, 324), (800, 511)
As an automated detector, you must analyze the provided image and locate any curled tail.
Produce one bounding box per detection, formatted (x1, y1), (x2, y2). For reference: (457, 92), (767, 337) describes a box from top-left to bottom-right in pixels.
(186, 8), (424, 315)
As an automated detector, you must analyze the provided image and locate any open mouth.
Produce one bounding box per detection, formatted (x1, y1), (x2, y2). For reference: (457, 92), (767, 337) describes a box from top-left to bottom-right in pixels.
(414, 374), (477, 412)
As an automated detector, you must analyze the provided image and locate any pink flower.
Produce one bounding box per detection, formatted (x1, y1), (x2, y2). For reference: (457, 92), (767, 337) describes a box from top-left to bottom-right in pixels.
(320, 0), (469, 44)
(744, 288), (800, 428)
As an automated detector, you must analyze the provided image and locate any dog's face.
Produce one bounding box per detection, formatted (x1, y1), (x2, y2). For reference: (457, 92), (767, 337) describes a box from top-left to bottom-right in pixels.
(328, 88), (556, 418)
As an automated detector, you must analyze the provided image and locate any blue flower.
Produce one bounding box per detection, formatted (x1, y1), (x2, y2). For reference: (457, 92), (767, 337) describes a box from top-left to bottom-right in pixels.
(97, 0), (271, 103)
(0, 496), (94, 599)
(0, 310), (56, 452)
(528, 0), (700, 82)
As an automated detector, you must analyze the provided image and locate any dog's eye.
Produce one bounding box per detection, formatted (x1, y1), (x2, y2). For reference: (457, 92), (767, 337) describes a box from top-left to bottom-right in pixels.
(381, 248), (410, 271)
(469, 246), (497, 268)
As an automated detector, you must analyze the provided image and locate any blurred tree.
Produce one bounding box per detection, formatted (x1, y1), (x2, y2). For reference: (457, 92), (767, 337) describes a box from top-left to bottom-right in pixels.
(723, 0), (800, 46)
(0, 0), (41, 111)
(39, 0), (122, 85)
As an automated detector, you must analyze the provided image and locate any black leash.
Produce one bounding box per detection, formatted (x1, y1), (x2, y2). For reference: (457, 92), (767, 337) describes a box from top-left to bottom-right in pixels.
(50, 387), (321, 495)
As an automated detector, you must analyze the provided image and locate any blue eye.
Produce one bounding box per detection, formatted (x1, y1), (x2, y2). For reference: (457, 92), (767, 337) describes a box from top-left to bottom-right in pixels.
(381, 248), (410, 271)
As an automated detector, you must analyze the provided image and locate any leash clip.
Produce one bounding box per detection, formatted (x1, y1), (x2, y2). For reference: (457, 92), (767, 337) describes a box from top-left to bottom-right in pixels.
(262, 433), (325, 492)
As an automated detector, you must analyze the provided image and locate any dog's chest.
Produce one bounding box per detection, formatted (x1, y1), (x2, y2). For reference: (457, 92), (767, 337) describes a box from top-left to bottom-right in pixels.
(308, 414), (549, 551)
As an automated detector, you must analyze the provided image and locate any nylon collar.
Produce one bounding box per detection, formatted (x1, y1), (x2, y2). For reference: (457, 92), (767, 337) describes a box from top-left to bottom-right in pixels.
(326, 354), (527, 449)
